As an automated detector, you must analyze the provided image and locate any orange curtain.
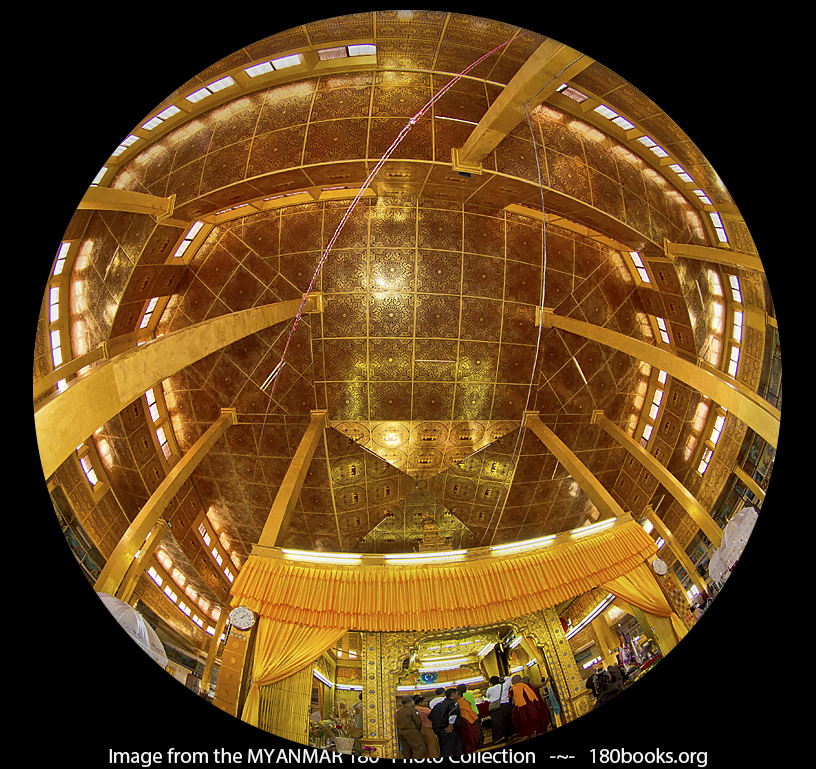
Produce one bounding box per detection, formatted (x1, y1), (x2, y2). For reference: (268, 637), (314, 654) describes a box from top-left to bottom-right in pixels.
(603, 562), (687, 644)
(241, 617), (346, 727)
(231, 521), (657, 632)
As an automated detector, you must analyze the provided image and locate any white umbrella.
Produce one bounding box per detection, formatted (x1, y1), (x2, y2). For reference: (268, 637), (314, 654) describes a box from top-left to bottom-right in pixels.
(97, 592), (169, 667)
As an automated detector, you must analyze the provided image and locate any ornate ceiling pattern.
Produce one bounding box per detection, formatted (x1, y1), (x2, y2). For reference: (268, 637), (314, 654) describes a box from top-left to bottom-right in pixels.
(37, 13), (774, 634)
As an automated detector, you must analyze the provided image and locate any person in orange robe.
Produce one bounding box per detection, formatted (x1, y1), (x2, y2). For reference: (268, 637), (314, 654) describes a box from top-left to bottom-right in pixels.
(457, 695), (482, 754)
(509, 675), (547, 739)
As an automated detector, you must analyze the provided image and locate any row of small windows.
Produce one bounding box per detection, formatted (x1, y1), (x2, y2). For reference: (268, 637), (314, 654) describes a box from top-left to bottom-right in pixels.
(640, 370), (668, 448)
(198, 522), (238, 585)
(556, 83), (728, 245)
(146, 564), (217, 635)
(108, 44), (378, 165)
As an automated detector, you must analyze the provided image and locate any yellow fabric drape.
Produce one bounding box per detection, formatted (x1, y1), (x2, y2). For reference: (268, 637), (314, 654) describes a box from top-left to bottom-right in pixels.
(510, 682), (538, 706)
(231, 521), (657, 632)
(241, 617), (346, 727)
(603, 562), (687, 644)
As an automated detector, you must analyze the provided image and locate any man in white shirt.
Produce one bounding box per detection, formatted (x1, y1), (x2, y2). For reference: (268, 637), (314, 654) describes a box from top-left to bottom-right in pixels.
(485, 675), (513, 744)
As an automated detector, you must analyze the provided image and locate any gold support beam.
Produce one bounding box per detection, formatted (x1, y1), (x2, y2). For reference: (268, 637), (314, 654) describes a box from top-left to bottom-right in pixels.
(664, 239), (764, 274)
(523, 411), (628, 521)
(33, 343), (108, 401)
(78, 186), (178, 224)
(592, 411), (722, 548)
(35, 296), (320, 479)
(256, 409), (329, 548)
(117, 518), (170, 601)
(94, 409), (238, 596)
(642, 505), (708, 595)
(453, 40), (592, 171)
(540, 309), (780, 448)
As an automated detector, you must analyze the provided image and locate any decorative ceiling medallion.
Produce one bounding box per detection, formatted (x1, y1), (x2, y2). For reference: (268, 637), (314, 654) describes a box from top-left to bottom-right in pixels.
(371, 421), (411, 448)
(410, 421), (448, 447)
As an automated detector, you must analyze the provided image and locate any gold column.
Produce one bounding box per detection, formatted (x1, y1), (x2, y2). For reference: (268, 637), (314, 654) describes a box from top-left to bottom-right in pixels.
(592, 410), (723, 549)
(213, 623), (256, 718)
(94, 409), (237, 596)
(257, 409), (329, 548)
(36, 296), (319, 479)
(201, 611), (229, 698)
(590, 617), (618, 669)
(535, 608), (594, 722)
(33, 342), (108, 401)
(117, 519), (170, 601)
(643, 505), (709, 595)
(524, 411), (628, 520)
(540, 308), (779, 448)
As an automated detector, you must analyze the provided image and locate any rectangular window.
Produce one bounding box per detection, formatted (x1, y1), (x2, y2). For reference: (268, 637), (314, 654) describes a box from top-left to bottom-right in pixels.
(656, 317), (670, 344)
(49, 286), (60, 322)
(710, 212), (729, 243)
(629, 252), (651, 283)
(732, 310), (743, 342)
(80, 454), (98, 486)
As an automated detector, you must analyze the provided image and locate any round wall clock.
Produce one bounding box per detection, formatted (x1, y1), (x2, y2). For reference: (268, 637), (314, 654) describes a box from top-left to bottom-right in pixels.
(652, 558), (668, 575)
(228, 606), (256, 630)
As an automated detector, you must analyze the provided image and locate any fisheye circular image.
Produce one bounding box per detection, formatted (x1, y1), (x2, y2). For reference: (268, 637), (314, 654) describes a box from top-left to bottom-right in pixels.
(34, 10), (780, 765)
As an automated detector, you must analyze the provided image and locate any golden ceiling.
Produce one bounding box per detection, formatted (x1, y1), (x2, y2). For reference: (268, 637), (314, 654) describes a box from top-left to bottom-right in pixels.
(36, 12), (772, 617)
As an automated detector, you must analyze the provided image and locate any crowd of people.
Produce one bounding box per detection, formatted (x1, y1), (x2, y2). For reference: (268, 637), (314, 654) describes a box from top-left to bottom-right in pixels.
(395, 675), (556, 759)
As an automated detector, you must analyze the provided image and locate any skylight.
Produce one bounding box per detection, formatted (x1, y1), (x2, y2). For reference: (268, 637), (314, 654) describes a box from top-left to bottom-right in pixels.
(710, 212), (729, 243)
(186, 76), (236, 104)
(270, 54), (301, 70)
(556, 83), (589, 103)
(656, 317), (670, 345)
(53, 242), (70, 275)
(693, 189), (713, 206)
(629, 252), (650, 283)
(142, 104), (180, 131)
(245, 61), (275, 77)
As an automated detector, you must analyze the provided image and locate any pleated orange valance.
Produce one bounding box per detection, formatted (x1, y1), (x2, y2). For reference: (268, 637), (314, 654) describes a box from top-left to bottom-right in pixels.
(230, 520), (658, 632)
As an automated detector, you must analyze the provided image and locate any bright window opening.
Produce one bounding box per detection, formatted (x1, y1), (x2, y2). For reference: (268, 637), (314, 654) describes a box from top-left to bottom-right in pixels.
(710, 212), (729, 243)
(174, 221), (205, 257)
(186, 76), (236, 104)
(729, 274), (742, 304)
(49, 286), (60, 323)
(270, 54), (301, 70)
(629, 252), (651, 283)
(556, 83), (589, 103)
(245, 62), (275, 77)
(318, 46), (347, 61)
(54, 242), (70, 276)
(348, 44), (376, 56)
(80, 454), (98, 486)
(656, 317), (670, 344)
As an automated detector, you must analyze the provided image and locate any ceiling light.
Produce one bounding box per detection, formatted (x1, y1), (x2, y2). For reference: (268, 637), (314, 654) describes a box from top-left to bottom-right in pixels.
(490, 534), (556, 555)
(570, 519), (615, 537)
(383, 550), (466, 561)
(282, 549), (362, 565)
